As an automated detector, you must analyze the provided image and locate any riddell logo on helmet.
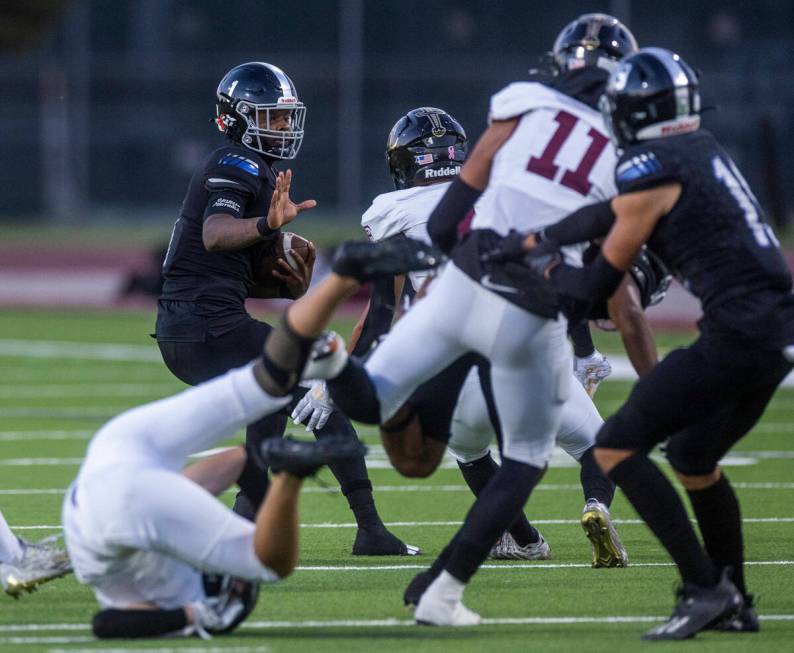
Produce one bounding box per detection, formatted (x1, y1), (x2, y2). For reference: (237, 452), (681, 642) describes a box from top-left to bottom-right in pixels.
(423, 166), (460, 179)
(278, 96), (298, 104)
(661, 119), (699, 136)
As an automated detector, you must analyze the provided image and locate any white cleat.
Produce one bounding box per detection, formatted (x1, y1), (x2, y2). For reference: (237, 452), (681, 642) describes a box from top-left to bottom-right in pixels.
(414, 572), (481, 626)
(580, 499), (628, 568)
(301, 331), (348, 381)
(0, 537), (72, 598)
(573, 350), (612, 397)
(489, 532), (551, 560)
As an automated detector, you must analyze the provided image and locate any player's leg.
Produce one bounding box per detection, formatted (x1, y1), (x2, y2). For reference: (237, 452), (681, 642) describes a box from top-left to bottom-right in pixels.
(448, 364), (548, 560)
(415, 298), (569, 625)
(554, 379), (625, 567)
(594, 339), (745, 640)
(664, 346), (792, 632)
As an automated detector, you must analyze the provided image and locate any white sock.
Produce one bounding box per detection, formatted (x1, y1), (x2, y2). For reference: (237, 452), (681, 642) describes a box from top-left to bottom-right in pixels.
(0, 511), (23, 564)
(429, 570), (466, 602)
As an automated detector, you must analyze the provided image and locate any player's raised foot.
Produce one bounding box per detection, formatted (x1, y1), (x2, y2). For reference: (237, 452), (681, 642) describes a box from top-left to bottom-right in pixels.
(643, 569), (742, 641)
(260, 436), (367, 479)
(573, 351), (612, 397)
(352, 526), (422, 557)
(414, 573), (481, 626)
(404, 569), (436, 607)
(301, 331), (348, 381)
(581, 499), (628, 568)
(489, 532), (551, 560)
(709, 593), (760, 632)
(0, 537), (72, 599)
(332, 238), (444, 283)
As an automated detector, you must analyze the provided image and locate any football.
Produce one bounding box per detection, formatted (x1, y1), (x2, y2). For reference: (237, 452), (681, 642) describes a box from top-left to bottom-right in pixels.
(250, 231), (313, 298)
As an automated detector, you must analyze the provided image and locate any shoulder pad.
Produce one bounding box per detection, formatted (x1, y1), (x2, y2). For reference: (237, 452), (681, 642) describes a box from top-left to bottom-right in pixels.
(361, 191), (405, 242)
(615, 142), (681, 194)
(489, 82), (598, 122)
(203, 148), (266, 196)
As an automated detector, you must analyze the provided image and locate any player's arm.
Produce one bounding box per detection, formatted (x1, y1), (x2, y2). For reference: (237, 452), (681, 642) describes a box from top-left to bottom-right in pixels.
(607, 276), (658, 376)
(349, 274), (404, 357)
(427, 118), (519, 253)
(203, 170), (316, 252)
(541, 184), (681, 302)
(527, 200), (616, 248)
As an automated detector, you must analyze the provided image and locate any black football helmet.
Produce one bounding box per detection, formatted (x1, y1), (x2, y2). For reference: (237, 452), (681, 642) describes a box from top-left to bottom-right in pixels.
(552, 13), (638, 74)
(600, 47), (701, 148)
(215, 62), (305, 159)
(386, 107), (467, 190)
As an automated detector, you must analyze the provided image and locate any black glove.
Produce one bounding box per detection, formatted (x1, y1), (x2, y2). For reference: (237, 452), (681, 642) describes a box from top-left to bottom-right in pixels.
(480, 230), (530, 263)
(523, 238), (563, 279)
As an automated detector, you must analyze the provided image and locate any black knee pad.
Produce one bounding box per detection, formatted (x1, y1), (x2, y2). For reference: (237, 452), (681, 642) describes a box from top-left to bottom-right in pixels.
(256, 316), (315, 396)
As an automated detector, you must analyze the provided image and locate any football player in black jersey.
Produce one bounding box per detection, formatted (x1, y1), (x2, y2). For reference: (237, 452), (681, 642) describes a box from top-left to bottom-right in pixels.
(523, 48), (794, 640)
(155, 61), (415, 556)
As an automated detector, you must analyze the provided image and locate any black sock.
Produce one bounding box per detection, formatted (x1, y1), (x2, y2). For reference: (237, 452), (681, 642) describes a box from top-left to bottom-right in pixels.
(569, 320), (595, 358)
(457, 454), (539, 546)
(687, 473), (746, 596)
(608, 454), (718, 587)
(579, 447), (615, 506)
(327, 358), (381, 424)
(446, 458), (543, 583)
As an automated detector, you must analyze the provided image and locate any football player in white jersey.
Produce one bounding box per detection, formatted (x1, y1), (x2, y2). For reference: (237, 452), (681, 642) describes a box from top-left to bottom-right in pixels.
(0, 508), (71, 598)
(303, 13), (639, 625)
(293, 107), (629, 568)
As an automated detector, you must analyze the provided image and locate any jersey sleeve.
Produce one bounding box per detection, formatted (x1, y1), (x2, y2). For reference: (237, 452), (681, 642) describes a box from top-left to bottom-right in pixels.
(361, 195), (409, 242)
(488, 82), (557, 121)
(201, 150), (265, 220)
(615, 142), (683, 194)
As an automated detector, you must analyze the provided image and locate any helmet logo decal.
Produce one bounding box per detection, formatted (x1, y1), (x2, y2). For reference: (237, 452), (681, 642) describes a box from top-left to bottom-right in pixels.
(415, 153), (434, 165)
(613, 65), (631, 91)
(227, 80), (238, 96)
(416, 107), (447, 138)
(448, 145), (455, 160)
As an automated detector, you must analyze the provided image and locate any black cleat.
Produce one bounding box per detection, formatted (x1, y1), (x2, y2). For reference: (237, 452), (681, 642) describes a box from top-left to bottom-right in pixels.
(642, 569), (743, 641)
(710, 594), (760, 632)
(403, 569), (437, 607)
(351, 526), (422, 557)
(332, 238), (444, 283)
(260, 436), (367, 479)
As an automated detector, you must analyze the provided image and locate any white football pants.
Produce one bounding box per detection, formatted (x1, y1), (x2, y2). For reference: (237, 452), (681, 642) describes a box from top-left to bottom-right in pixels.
(366, 263), (571, 468)
(448, 366), (602, 463)
(62, 364), (290, 609)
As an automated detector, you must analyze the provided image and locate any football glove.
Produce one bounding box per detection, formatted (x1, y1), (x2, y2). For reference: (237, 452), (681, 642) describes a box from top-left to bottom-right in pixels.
(523, 238), (563, 279)
(188, 576), (259, 639)
(291, 380), (334, 432)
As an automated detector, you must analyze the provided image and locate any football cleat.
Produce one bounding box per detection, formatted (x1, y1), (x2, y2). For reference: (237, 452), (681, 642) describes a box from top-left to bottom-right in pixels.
(415, 580), (481, 626)
(404, 569), (436, 607)
(260, 435), (367, 479)
(709, 593), (760, 632)
(489, 532), (551, 560)
(352, 527), (422, 557)
(581, 499), (628, 568)
(573, 351), (612, 397)
(301, 331), (348, 381)
(0, 536), (72, 599)
(332, 238), (444, 283)
(643, 569), (742, 640)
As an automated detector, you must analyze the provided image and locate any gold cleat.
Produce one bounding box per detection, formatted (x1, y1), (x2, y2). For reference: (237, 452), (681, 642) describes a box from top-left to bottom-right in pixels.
(1, 538), (72, 599)
(581, 500), (628, 568)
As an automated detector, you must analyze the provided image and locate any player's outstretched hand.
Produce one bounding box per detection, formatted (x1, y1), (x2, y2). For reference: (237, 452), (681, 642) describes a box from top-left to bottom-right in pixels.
(523, 239), (563, 280)
(266, 169), (317, 229)
(480, 230), (528, 263)
(271, 241), (316, 298)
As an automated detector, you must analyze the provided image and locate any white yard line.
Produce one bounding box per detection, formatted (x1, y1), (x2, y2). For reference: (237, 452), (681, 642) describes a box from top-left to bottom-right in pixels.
(0, 384), (181, 398)
(0, 430), (92, 441)
(0, 340), (161, 363)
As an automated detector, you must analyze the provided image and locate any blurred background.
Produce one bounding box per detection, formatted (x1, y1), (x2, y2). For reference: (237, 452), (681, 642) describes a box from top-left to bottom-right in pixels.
(1, 0), (793, 315)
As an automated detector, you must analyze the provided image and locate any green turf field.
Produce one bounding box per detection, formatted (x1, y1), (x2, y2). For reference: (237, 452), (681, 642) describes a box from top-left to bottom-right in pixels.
(1, 309), (792, 652)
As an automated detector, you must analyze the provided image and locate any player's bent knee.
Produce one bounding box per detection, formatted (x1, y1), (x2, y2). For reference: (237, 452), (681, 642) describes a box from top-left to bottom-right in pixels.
(593, 446), (635, 474)
(673, 467), (721, 490)
(380, 407), (445, 478)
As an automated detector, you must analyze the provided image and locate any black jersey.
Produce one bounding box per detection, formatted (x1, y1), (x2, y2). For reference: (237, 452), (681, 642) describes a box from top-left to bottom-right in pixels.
(158, 145), (278, 335)
(616, 130), (794, 348)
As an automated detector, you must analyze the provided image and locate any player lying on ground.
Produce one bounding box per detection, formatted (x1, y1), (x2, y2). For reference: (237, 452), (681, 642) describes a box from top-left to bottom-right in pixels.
(294, 106), (626, 568)
(0, 508), (71, 598)
(155, 60), (413, 556)
(62, 243), (435, 639)
(517, 48), (794, 640)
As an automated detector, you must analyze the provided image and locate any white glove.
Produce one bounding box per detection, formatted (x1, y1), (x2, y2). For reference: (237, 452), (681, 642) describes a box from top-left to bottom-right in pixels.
(188, 596), (244, 640)
(573, 350), (612, 398)
(291, 380), (335, 432)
